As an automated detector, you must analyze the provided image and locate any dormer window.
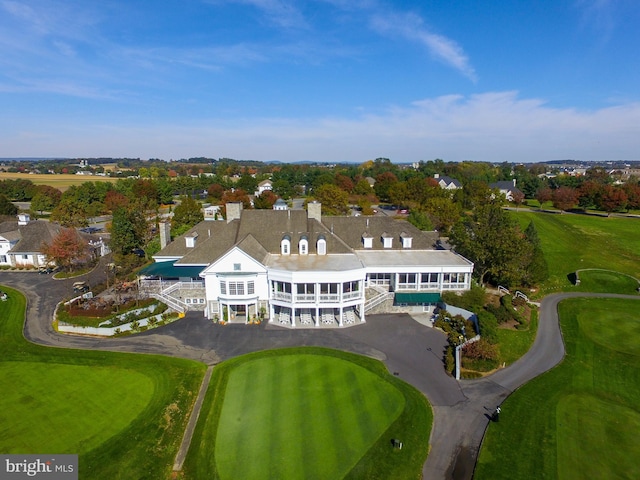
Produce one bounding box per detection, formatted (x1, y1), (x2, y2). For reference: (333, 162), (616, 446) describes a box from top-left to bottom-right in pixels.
(317, 235), (326, 255)
(362, 233), (373, 249)
(281, 234), (291, 255)
(400, 232), (412, 249)
(185, 232), (198, 248)
(381, 232), (393, 249)
(299, 235), (308, 255)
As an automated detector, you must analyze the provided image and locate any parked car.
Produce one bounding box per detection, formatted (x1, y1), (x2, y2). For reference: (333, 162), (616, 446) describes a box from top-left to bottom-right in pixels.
(73, 281), (89, 293)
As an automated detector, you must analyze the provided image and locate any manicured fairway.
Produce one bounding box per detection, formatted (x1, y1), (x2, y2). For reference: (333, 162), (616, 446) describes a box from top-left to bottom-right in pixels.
(0, 285), (206, 479)
(184, 348), (432, 480)
(512, 211), (640, 294)
(475, 298), (640, 480)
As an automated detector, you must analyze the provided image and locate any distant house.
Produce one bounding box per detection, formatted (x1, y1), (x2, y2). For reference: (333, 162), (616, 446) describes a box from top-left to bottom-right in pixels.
(434, 174), (462, 190)
(203, 205), (222, 221)
(489, 179), (523, 202)
(255, 179), (273, 196)
(273, 198), (288, 211)
(0, 214), (109, 268)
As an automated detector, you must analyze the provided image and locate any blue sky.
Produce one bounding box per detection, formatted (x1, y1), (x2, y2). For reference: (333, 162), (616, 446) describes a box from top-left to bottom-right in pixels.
(1, 0), (639, 163)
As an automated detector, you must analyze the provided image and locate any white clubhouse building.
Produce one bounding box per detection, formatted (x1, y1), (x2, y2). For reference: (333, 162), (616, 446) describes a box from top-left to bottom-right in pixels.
(142, 202), (473, 328)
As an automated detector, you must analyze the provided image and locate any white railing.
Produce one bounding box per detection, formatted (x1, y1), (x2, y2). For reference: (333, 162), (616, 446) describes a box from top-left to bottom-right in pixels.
(272, 292), (292, 302)
(294, 294), (316, 303)
(150, 293), (186, 313)
(364, 291), (394, 312)
(318, 294), (340, 302)
(342, 291), (362, 301)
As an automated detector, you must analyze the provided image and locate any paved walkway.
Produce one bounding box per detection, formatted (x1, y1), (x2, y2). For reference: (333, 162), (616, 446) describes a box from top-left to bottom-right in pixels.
(2, 271), (638, 479)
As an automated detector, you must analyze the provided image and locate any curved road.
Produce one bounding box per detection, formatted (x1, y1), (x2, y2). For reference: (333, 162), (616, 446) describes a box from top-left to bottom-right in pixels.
(1, 270), (636, 479)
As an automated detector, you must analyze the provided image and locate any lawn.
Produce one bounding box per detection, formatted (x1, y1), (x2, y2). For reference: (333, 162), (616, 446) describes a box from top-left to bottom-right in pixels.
(512, 211), (640, 295)
(183, 348), (432, 480)
(0, 172), (120, 191)
(0, 285), (206, 479)
(475, 297), (640, 480)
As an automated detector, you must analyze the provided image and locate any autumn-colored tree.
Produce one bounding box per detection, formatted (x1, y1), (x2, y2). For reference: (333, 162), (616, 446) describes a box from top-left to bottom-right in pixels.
(41, 228), (90, 272)
(598, 185), (627, 215)
(105, 190), (130, 212)
(552, 186), (578, 212)
(207, 183), (225, 202)
(623, 183), (640, 210)
(313, 184), (349, 215)
(221, 189), (252, 209)
(335, 174), (354, 193)
(253, 190), (278, 209)
(511, 190), (525, 209)
(577, 181), (603, 210)
(535, 187), (553, 206)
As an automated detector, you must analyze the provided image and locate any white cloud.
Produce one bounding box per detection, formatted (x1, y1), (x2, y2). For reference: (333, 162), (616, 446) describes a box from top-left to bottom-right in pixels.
(3, 91), (639, 163)
(370, 12), (476, 81)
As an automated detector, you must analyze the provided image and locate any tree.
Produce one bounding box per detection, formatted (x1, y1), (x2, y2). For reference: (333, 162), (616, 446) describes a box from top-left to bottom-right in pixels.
(535, 187), (553, 207)
(552, 186), (578, 212)
(449, 204), (532, 287)
(207, 183), (225, 202)
(50, 196), (89, 227)
(511, 190), (525, 210)
(522, 221), (549, 286)
(171, 196), (204, 234)
(425, 197), (460, 234)
(0, 194), (18, 216)
(598, 185), (627, 215)
(41, 228), (89, 272)
(253, 190), (278, 209)
(313, 184), (349, 215)
(30, 186), (62, 215)
(373, 172), (398, 203)
(109, 207), (147, 257)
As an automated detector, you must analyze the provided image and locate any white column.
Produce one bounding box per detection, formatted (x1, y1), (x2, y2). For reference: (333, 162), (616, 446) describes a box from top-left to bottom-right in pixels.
(315, 306), (319, 327)
(291, 306), (296, 327)
(360, 300), (366, 323)
(269, 303), (274, 323)
(339, 306), (343, 327)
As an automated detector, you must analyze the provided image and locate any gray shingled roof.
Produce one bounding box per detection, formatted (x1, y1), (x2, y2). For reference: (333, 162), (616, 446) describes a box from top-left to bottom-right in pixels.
(0, 220), (63, 253)
(156, 208), (440, 268)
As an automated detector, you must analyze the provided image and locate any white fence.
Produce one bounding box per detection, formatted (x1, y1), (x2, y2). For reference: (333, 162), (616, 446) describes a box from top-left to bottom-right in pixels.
(58, 313), (166, 337)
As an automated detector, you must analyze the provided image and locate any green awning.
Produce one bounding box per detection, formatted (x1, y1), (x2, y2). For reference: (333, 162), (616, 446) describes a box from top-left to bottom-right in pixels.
(139, 261), (205, 279)
(394, 292), (441, 305)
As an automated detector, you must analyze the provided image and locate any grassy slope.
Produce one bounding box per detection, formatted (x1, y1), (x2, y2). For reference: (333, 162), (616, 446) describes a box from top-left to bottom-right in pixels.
(475, 298), (640, 480)
(0, 285), (206, 479)
(512, 211), (640, 295)
(183, 347), (432, 480)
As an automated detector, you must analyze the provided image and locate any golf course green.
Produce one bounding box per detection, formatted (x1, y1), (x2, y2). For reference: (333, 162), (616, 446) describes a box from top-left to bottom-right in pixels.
(0, 285), (205, 479)
(184, 348), (432, 480)
(475, 297), (640, 479)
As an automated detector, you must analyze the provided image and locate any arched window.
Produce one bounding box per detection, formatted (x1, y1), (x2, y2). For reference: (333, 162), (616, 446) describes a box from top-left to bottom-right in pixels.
(281, 234), (291, 255)
(317, 235), (326, 255)
(299, 235), (308, 255)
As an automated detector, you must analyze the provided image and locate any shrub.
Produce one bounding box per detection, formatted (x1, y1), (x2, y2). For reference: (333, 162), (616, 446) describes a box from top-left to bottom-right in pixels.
(477, 310), (499, 344)
(444, 346), (455, 375)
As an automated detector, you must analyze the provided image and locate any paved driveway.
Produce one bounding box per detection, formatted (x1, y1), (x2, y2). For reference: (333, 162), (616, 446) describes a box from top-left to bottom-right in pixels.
(3, 271), (637, 480)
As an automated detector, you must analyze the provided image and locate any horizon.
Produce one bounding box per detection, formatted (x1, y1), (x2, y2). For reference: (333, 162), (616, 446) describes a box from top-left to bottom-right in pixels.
(1, 1), (639, 163)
